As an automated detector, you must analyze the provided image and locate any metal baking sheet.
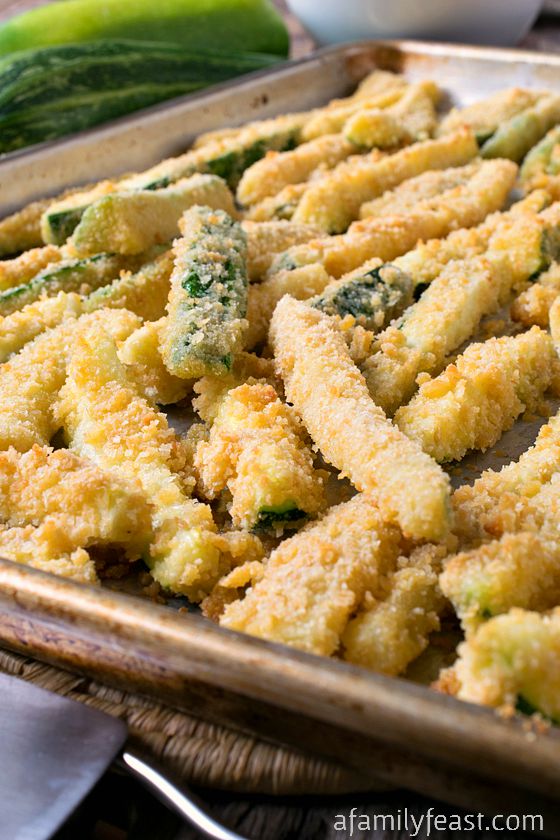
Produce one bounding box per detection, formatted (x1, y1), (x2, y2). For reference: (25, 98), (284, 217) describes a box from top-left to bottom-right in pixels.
(1, 40), (560, 821)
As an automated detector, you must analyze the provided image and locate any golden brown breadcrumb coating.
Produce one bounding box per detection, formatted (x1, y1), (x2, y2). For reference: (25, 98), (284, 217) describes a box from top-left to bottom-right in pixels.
(270, 296), (451, 541)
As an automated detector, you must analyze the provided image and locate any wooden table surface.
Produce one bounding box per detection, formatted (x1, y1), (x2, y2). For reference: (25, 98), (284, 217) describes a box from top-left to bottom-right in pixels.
(3, 1), (556, 838)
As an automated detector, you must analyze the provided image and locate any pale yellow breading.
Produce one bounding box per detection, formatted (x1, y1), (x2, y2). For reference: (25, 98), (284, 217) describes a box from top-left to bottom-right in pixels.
(511, 261), (560, 327)
(453, 408), (560, 545)
(441, 529), (560, 636)
(395, 327), (556, 463)
(455, 607), (560, 720)
(0, 292), (82, 364)
(0, 198), (51, 256)
(0, 245), (62, 291)
(344, 82), (438, 149)
(342, 544), (446, 676)
(40, 180), (118, 243)
(244, 183), (308, 222)
(270, 158), (517, 280)
(292, 128), (478, 233)
(0, 522), (98, 584)
(363, 255), (509, 416)
(242, 220), (322, 281)
(117, 319), (192, 406)
(438, 87), (542, 139)
(55, 323), (238, 600)
(0, 445), (151, 557)
(194, 381), (325, 529)
(220, 493), (403, 656)
(245, 262), (331, 349)
(193, 352), (275, 424)
(0, 308), (139, 452)
(237, 134), (357, 206)
(270, 296), (451, 541)
(549, 294), (560, 352)
(300, 87), (410, 143)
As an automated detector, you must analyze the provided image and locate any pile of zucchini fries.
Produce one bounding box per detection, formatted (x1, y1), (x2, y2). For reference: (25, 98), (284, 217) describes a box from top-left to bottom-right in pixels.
(2, 70), (560, 724)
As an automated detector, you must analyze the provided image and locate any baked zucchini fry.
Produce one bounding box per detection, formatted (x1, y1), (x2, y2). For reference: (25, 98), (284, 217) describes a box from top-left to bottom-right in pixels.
(0, 197), (52, 256)
(242, 220), (321, 281)
(452, 407), (560, 545)
(362, 255), (509, 416)
(192, 351), (275, 424)
(195, 381), (325, 530)
(344, 82), (438, 148)
(511, 261), (560, 327)
(455, 607), (560, 721)
(244, 183), (308, 222)
(0, 291), (82, 363)
(310, 262), (414, 333)
(270, 296), (451, 541)
(161, 206), (248, 379)
(0, 252), (135, 317)
(56, 323), (226, 600)
(0, 523), (98, 584)
(481, 94), (560, 162)
(292, 128), (478, 233)
(118, 319), (192, 406)
(83, 249), (173, 321)
(244, 263), (331, 349)
(0, 244), (62, 291)
(220, 493), (403, 655)
(237, 134), (357, 206)
(395, 327), (557, 463)
(0, 445), (151, 558)
(438, 87), (542, 143)
(441, 527), (560, 636)
(40, 180), (118, 245)
(342, 544), (446, 675)
(274, 158), (516, 279)
(0, 308), (139, 452)
(520, 125), (560, 192)
(71, 174), (236, 256)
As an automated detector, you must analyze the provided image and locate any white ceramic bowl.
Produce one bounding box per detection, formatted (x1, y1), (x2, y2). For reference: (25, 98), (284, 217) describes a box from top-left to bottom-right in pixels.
(286, 0), (543, 47)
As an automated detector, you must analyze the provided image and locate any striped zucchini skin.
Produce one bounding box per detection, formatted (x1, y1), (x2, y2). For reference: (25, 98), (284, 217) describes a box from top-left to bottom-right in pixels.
(311, 264), (414, 333)
(161, 206), (248, 379)
(0, 40), (279, 155)
(0, 253), (131, 316)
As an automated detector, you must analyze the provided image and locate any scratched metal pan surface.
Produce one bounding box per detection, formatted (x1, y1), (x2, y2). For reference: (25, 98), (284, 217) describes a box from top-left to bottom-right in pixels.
(2, 41), (560, 822)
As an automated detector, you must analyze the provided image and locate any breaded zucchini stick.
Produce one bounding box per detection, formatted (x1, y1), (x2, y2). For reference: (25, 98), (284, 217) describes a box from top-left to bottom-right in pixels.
(441, 528), (560, 636)
(161, 206), (248, 379)
(453, 407), (560, 545)
(0, 308), (139, 452)
(220, 493), (403, 655)
(520, 125), (560, 193)
(438, 87), (542, 143)
(40, 180), (119, 245)
(0, 445), (151, 558)
(511, 262), (560, 327)
(244, 183), (308, 222)
(270, 296), (451, 541)
(0, 292), (82, 363)
(0, 522), (98, 584)
(195, 381), (325, 530)
(237, 134), (357, 207)
(0, 252), (137, 317)
(342, 544), (446, 676)
(55, 324), (226, 600)
(292, 128), (478, 233)
(71, 174), (236, 256)
(344, 82), (438, 148)
(242, 220), (321, 281)
(271, 158), (516, 280)
(193, 351), (275, 424)
(83, 249), (174, 321)
(0, 197), (52, 256)
(481, 93), (560, 162)
(117, 319), (192, 406)
(395, 327), (556, 463)
(455, 607), (560, 721)
(0, 244), (62, 291)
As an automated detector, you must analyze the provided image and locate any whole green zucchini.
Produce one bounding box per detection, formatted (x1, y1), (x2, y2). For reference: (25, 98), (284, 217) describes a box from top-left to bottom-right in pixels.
(0, 0), (289, 58)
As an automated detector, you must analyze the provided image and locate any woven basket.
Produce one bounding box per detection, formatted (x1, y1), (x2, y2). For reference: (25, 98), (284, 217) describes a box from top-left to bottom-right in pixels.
(0, 647), (373, 795)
